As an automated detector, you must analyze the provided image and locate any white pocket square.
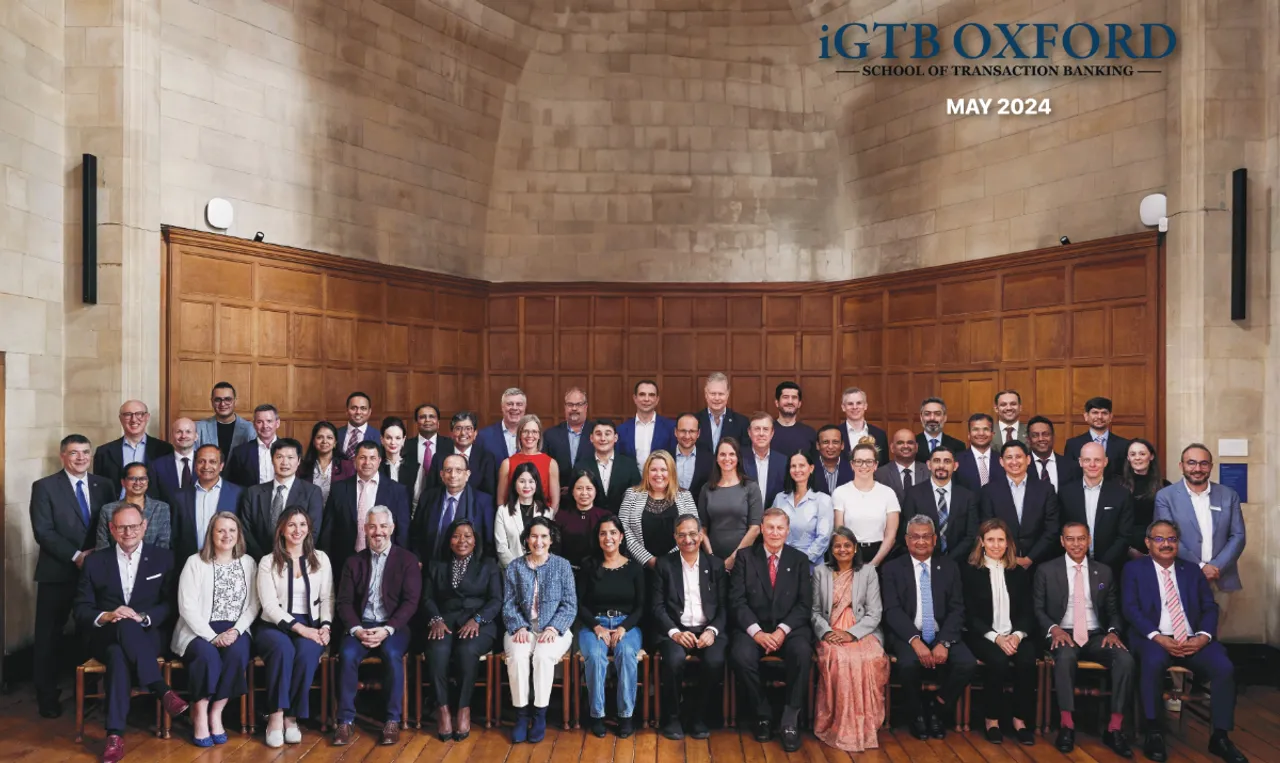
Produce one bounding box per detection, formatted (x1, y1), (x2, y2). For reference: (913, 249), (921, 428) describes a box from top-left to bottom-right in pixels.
(1103, 506), (1115, 510)
(1210, 505), (1222, 511)
(145, 573), (162, 581)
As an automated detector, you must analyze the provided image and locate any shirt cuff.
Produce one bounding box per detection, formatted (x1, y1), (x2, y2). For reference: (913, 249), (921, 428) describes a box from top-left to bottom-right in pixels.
(1196, 631), (1212, 641)
(747, 624), (762, 637)
(350, 626), (362, 637)
(985, 630), (999, 643)
(1198, 561), (1206, 568)
(385, 626), (395, 636)
(1013, 631), (1026, 640)
(667, 628), (680, 638)
(1147, 630), (1159, 640)
(94, 612), (107, 627)
(73, 550), (83, 563)
(706, 626), (719, 636)
(778, 623), (792, 636)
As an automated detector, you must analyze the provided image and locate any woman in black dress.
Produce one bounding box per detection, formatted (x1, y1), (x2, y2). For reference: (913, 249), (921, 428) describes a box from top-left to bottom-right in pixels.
(1120, 438), (1170, 557)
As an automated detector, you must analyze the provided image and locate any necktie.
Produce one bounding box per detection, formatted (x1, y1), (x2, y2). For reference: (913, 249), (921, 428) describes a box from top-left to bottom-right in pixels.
(929, 437), (938, 452)
(1162, 568), (1189, 642)
(1072, 564), (1088, 646)
(271, 484), (287, 519)
(355, 480), (372, 552)
(1005, 426), (1015, 443)
(768, 553), (778, 587)
(902, 467), (913, 489)
(422, 439), (434, 472)
(440, 496), (457, 537)
(75, 480), (91, 527)
(920, 562), (936, 643)
(181, 457), (191, 489)
(1039, 458), (1051, 482)
(936, 488), (949, 552)
(345, 426), (360, 460)
(978, 454), (989, 485)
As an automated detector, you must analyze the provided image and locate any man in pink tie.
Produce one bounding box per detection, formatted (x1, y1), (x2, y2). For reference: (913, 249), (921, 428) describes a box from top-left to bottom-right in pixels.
(1033, 522), (1132, 756)
(1122, 519), (1246, 763)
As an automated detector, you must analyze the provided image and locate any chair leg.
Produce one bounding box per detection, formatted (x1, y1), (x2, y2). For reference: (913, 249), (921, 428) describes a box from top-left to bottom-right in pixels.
(75, 666), (86, 743)
(641, 656), (649, 729)
(320, 655), (330, 732)
(484, 657), (493, 729)
(652, 656), (660, 726)
(162, 662), (172, 739)
(414, 655), (422, 730)
(561, 657), (571, 731)
(402, 655), (409, 730)
(247, 662), (257, 735)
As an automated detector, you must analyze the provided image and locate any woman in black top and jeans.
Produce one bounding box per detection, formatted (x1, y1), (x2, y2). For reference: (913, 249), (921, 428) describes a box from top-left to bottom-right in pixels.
(575, 516), (646, 738)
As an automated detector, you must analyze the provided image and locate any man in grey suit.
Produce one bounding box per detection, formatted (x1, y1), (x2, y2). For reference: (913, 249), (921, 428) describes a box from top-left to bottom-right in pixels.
(196, 381), (255, 459)
(237, 438), (325, 559)
(1033, 522), (1133, 756)
(1153, 443), (1246, 626)
(875, 429), (930, 502)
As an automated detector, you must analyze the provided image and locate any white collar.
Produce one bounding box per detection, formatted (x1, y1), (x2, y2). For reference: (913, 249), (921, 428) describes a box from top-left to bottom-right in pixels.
(1066, 555), (1089, 573)
(116, 543), (141, 563)
(196, 478), (223, 493)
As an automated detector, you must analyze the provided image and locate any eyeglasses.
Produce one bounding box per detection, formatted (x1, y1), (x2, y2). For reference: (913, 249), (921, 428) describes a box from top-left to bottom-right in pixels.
(564, 401), (587, 409)
(1148, 535), (1179, 544)
(113, 523), (143, 535)
(124, 476), (149, 483)
(1183, 460), (1212, 468)
(906, 533), (935, 542)
(676, 532), (700, 540)
(120, 412), (148, 420)
(852, 459), (877, 467)
(211, 396), (234, 404)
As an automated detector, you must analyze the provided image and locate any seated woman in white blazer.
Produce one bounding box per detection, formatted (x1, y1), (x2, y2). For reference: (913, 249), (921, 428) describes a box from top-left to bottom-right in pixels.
(255, 506), (334, 748)
(494, 463), (556, 567)
(171, 512), (260, 747)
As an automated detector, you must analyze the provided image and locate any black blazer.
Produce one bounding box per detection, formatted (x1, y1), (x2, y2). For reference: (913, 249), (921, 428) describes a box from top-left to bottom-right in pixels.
(1030, 453), (1081, 490)
(237, 479), (325, 560)
(915, 432), (967, 462)
(225, 439), (266, 488)
(73, 543), (175, 632)
(405, 435), (453, 476)
(728, 544), (811, 635)
(1033, 556), (1122, 638)
(319, 476), (411, 575)
(954, 448), (1006, 493)
(1057, 479), (1135, 573)
(168, 480), (242, 563)
(578, 453), (642, 515)
(881, 553), (965, 646)
(695, 408), (749, 455)
(679, 448), (716, 501)
(874, 461), (931, 503)
(543, 423), (588, 488)
(380, 454), (420, 504)
(898, 481), (979, 564)
(980, 477), (1061, 564)
(93, 436), (174, 497)
(812, 457), (855, 496)
(421, 555), (502, 629)
(959, 562), (1036, 638)
(840, 422), (890, 466)
(650, 551), (727, 637)
(1063, 432), (1131, 478)
(424, 445), (496, 497)
(411, 486), (496, 563)
(30, 471), (116, 583)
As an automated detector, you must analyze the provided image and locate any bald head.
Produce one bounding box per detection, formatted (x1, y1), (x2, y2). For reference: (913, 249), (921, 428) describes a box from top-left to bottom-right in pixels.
(171, 417), (197, 453)
(890, 428), (918, 464)
(1079, 441), (1107, 483)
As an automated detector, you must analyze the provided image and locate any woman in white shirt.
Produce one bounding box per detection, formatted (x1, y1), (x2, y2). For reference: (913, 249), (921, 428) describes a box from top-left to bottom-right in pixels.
(831, 443), (899, 566)
(255, 506), (334, 747)
(172, 512), (259, 747)
(494, 463), (556, 567)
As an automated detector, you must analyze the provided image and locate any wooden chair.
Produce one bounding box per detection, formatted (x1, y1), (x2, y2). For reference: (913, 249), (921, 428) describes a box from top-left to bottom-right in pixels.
(412, 651), (496, 730)
(493, 651), (574, 730)
(725, 655), (816, 729)
(75, 657), (165, 742)
(1136, 665), (1212, 735)
(960, 658), (1045, 733)
(572, 648), (650, 729)
(884, 655), (966, 731)
(1040, 658), (1111, 734)
(245, 653), (331, 733)
(651, 653), (731, 730)
(329, 654), (409, 729)
(161, 658), (250, 739)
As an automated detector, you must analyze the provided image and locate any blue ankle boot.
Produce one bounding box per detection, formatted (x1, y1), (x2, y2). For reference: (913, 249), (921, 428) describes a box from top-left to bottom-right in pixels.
(511, 706), (530, 743)
(528, 706), (548, 743)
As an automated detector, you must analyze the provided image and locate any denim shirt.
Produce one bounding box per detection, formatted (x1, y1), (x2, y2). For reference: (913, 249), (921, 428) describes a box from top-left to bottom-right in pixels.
(502, 554), (577, 635)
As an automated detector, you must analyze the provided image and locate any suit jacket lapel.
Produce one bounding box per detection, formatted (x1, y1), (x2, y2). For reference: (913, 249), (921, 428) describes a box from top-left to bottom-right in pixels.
(58, 477), (88, 528)
(1089, 565), (1105, 612)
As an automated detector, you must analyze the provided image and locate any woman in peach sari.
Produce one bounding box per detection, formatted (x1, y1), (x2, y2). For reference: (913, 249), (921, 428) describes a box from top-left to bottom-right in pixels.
(811, 526), (889, 751)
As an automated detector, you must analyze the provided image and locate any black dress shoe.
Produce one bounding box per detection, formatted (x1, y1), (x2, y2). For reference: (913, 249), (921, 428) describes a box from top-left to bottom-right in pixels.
(1144, 731), (1168, 762)
(927, 713), (947, 740)
(1208, 733), (1249, 763)
(660, 718), (684, 740)
(780, 726), (801, 753)
(1103, 729), (1133, 758)
(1015, 726), (1035, 746)
(690, 719), (710, 739)
(909, 716), (929, 740)
(589, 717), (607, 738)
(617, 717), (635, 739)
(753, 719), (771, 743)
(984, 725), (1003, 744)
(39, 704), (63, 719)
(1055, 727), (1075, 753)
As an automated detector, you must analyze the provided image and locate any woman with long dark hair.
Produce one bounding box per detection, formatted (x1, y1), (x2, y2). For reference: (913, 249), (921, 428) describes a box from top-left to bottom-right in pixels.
(697, 437), (762, 570)
(494, 462), (556, 568)
(1120, 438), (1170, 557)
(299, 422), (353, 505)
(555, 470), (613, 568)
(774, 450), (834, 566)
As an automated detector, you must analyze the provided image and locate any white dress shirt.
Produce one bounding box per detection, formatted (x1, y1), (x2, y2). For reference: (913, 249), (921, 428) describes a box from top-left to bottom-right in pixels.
(972, 446), (993, 485)
(272, 474), (297, 497)
(1185, 479), (1214, 566)
(845, 422), (869, 447)
(998, 421), (1023, 443)
(194, 478), (223, 551)
(1149, 559), (1211, 641)
(1058, 556), (1100, 634)
(672, 554), (716, 635)
(95, 544), (150, 627)
(1035, 453), (1060, 490)
(633, 415), (656, 466)
(385, 459), (402, 483)
(753, 450), (772, 507)
(257, 437), (278, 484)
(173, 450), (195, 489)
(912, 555), (932, 632)
(1083, 478), (1102, 552)
(502, 426), (518, 457)
(596, 454), (615, 493)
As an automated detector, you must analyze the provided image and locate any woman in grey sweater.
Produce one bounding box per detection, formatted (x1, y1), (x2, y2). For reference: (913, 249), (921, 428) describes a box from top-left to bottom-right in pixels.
(697, 437), (762, 570)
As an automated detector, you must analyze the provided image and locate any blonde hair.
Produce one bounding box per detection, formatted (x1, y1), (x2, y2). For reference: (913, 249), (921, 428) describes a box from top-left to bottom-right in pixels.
(199, 511), (246, 563)
(968, 518), (1017, 569)
(516, 413), (543, 452)
(636, 450), (679, 503)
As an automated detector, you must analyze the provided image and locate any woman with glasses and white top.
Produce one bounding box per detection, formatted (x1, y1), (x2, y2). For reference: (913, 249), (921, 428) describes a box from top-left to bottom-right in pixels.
(831, 442), (899, 567)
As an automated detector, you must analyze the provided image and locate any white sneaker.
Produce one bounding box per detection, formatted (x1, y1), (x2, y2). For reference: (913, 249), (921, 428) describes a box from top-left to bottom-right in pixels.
(266, 729), (284, 748)
(284, 721), (302, 744)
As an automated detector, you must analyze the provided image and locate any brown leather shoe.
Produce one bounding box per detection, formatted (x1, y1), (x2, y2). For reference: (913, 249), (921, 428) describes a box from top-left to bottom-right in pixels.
(380, 720), (401, 745)
(161, 690), (189, 717)
(102, 734), (125, 763)
(333, 722), (353, 746)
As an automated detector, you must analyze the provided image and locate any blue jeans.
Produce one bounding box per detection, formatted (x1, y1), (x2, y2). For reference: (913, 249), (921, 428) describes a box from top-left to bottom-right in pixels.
(576, 615), (641, 719)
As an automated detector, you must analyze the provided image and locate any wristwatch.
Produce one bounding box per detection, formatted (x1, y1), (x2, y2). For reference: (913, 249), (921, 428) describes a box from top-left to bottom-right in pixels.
(940, 640), (952, 649)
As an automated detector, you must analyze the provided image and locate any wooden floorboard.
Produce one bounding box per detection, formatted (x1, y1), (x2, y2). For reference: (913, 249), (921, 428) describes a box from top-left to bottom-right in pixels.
(2, 687), (1275, 762)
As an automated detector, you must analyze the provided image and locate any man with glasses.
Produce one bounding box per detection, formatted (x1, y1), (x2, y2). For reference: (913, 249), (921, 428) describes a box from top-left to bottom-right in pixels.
(94, 462), (172, 550)
(1122, 520), (1247, 763)
(544, 388), (590, 487)
(93, 400), (173, 497)
(424, 411), (496, 496)
(196, 381), (254, 459)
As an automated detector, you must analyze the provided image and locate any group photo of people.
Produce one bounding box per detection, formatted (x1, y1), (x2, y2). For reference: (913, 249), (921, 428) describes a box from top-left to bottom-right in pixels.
(29, 375), (1249, 763)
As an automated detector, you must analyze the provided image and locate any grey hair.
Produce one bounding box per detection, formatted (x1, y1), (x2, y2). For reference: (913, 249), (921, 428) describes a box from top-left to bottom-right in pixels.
(501, 387), (526, 400)
(704, 371), (729, 387)
(1146, 518), (1180, 538)
(366, 505), (395, 526)
(906, 514), (936, 532)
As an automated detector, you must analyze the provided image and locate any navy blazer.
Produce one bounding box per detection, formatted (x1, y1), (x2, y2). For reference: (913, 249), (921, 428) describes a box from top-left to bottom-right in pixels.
(695, 408), (749, 454)
(412, 486), (496, 563)
(335, 424), (381, 452)
(1058, 478), (1135, 573)
(1122, 557), (1218, 644)
(318, 476), (411, 576)
(615, 415), (677, 459)
(1031, 454), (1081, 491)
(898, 480), (979, 564)
(914, 432), (968, 462)
(813, 457), (855, 496)
(225, 439), (268, 488)
(1063, 431), (1131, 478)
(425, 445), (496, 497)
(728, 544), (811, 635)
(839, 422), (890, 466)
(93, 436), (174, 498)
(169, 480), (242, 563)
(336, 545), (421, 632)
(30, 471), (117, 583)
(237, 478), (325, 560)
(650, 551), (727, 637)
(543, 422), (588, 487)
(953, 447), (1006, 493)
(881, 553), (965, 646)
(980, 476), (1061, 564)
(73, 543), (175, 632)
(474, 422), (512, 478)
(742, 450), (788, 507)
(151, 452), (194, 503)
(676, 447), (715, 501)
(380, 452), (420, 503)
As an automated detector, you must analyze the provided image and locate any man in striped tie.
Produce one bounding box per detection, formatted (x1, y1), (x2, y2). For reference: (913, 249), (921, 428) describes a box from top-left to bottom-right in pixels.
(1122, 519), (1247, 763)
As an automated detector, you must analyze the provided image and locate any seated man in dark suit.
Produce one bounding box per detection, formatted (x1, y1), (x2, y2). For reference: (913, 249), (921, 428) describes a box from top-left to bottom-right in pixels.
(728, 508), (812, 752)
(771, 381), (816, 458)
(1058, 442), (1134, 573)
(73, 504), (189, 762)
(980, 440), (1060, 569)
(696, 372), (749, 453)
(153, 417), (198, 501)
(333, 506), (421, 746)
(899, 446), (977, 564)
(237, 438), (324, 559)
(225, 404), (282, 488)
(875, 428), (930, 502)
(651, 515), (728, 741)
(672, 413), (713, 499)
(915, 397), (966, 462)
(616, 379), (677, 466)
(742, 412), (787, 508)
(813, 425), (853, 495)
(320, 441), (411, 576)
(543, 388), (590, 497)
(1122, 520), (1247, 763)
(30, 434), (117, 718)
(880, 514), (977, 740)
(580, 419), (642, 514)
(424, 411), (496, 496)
(170, 444), (241, 563)
(94, 400), (174, 497)
(1063, 396), (1130, 478)
(413, 454), (497, 563)
(954, 413), (1005, 491)
(1033, 522), (1133, 756)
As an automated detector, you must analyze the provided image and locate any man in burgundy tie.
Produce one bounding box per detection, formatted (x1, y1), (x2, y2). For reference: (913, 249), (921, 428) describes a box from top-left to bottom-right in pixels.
(1033, 522), (1132, 756)
(992, 390), (1025, 448)
(338, 392), (379, 461)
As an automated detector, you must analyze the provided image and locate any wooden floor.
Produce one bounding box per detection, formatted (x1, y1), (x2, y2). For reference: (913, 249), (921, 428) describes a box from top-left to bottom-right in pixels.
(2, 686), (1277, 762)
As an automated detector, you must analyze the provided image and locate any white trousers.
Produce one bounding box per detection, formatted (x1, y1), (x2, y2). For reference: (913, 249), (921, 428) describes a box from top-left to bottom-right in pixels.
(504, 629), (573, 708)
